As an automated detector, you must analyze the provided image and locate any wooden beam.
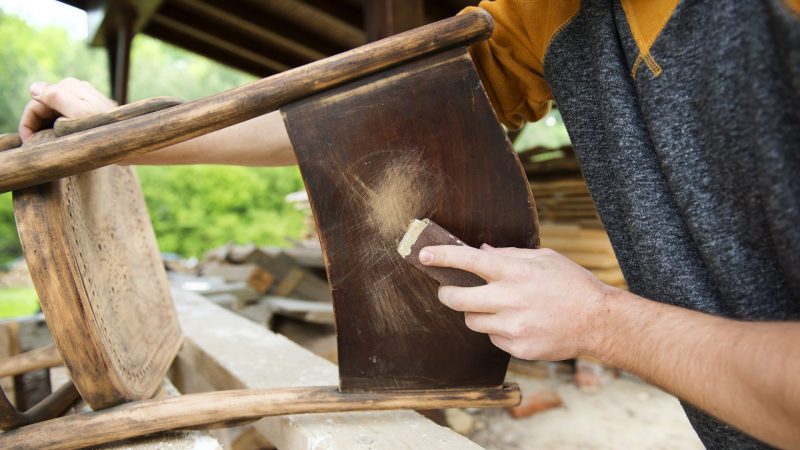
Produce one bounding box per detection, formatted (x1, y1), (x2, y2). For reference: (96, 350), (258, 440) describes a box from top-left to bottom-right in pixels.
(87, 0), (164, 47)
(144, 21), (276, 77)
(365, 0), (426, 42)
(241, 0), (366, 49)
(104, 0), (134, 104)
(0, 344), (62, 378)
(170, 0), (326, 63)
(48, 368), (223, 450)
(169, 290), (486, 450)
(149, 14), (289, 73)
(300, 0), (363, 28)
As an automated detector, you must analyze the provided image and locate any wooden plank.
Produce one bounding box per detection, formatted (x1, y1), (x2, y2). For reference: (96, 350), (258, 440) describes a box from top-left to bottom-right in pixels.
(263, 296), (334, 324)
(0, 344), (62, 378)
(170, 290), (486, 450)
(169, 0), (324, 64)
(280, 246), (325, 269)
(257, 0), (366, 49)
(246, 251), (332, 302)
(202, 262), (274, 294)
(0, 383), (517, 449)
(149, 13), (290, 73)
(144, 20), (279, 77)
(47, 368), (223, 450)
(283, 47), (538, 391)
(365, 0), (425, 41)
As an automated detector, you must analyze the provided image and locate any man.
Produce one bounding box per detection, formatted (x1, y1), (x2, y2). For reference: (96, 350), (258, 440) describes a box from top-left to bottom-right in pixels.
(18, 1), (799, 448)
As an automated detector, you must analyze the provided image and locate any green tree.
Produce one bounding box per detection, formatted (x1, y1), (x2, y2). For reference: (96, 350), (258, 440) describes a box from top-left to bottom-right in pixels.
(0, 10), (305, 264)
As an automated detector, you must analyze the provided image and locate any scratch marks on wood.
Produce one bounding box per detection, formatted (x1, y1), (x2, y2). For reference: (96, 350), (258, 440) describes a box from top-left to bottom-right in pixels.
(337, 151), (460, 340)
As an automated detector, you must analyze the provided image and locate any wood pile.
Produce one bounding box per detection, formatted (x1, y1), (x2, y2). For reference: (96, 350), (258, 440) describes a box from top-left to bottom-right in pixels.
(169, 243), (334, 326)
(518, 145), (600, 223)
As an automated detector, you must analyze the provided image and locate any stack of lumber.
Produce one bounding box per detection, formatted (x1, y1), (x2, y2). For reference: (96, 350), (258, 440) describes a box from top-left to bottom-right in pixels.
(168, 243), (334, 327)
(539, 223), (626, 289)
(202, 244), (331, 302)
(531, 178), (598, 222)
(518, 145), (600, 223)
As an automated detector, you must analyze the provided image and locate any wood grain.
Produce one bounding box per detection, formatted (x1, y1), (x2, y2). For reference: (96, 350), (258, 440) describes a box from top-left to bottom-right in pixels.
(0, 383), (519, 449)
(0, 133), (21, 152)
(0, 381), (79, 431)
(171, 290), (486, 450)
(0, 344), (62, 378)
(0, 10), (493, 192)
(54, 97), (183, 136)
(282, 48), (538, 391)
(12, 130), (181, 409)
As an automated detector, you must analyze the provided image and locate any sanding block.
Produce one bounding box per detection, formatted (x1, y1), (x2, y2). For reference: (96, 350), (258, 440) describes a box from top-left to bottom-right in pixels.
(397, 218), (486, 287)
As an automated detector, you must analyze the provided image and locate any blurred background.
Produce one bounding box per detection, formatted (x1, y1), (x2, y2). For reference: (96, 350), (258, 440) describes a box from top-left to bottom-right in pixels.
(0, 0), (569, 317)
(0, 2), (702, 448)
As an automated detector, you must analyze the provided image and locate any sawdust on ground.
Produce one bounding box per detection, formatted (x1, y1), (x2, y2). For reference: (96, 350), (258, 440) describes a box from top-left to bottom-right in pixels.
(466, 373), (704, 450)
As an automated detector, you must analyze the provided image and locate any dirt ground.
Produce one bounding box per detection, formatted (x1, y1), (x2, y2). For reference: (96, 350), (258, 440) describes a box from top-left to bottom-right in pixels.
(465, 372), (704, 450)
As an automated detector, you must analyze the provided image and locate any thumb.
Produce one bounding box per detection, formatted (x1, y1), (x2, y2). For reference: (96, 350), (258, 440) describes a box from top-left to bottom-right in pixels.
(29, 82), (48, 99)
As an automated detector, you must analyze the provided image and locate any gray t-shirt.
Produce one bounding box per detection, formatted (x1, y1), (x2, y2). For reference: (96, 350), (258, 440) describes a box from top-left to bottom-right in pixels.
(542, 1), (799, 448)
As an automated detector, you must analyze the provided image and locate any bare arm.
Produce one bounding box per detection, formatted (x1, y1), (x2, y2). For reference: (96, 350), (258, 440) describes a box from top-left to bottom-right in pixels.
(600, 289), (800, 448)
(123, 111), (296, 166)
(419, 244), (800, 448)
(18, 79), (296, 166)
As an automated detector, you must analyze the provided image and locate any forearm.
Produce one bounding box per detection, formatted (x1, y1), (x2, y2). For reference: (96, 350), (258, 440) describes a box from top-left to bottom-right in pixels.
(122, 111), (296, 166)
(596, 289), (800, 448)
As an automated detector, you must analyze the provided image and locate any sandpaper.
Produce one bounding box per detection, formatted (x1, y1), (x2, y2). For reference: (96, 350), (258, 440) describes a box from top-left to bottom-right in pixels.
(397, 218), (486, 287)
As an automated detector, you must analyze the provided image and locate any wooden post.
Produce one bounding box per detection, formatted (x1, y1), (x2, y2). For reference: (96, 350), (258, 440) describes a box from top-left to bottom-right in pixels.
(105, 0), (135, 104)
(364, 0), (425, 42)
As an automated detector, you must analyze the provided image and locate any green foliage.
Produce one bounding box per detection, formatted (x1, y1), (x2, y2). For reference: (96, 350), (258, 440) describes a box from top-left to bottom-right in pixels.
(0, 287), (39, 318)
(0, 10), (303, 264)
(128, 35), (256, 101)
(0, 11), (109, 134)
(138, 165), (306, 257)
(513, 109), (572, 151)
(0, 193), (19, 265)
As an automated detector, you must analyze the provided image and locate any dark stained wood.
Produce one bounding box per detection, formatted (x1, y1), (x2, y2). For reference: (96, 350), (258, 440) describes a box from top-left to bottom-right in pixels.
(144, 19), (280, 77)
(62, 1), (478, 78)
(0, 11), (493, 193)
(104, 0), (134, 104)
(12, 129), (182, 409)
(365, 0), (425, 41)
(0, 383), (520, 449)
(169, 0), (326, 64)
(282, 48), (538, 391)
(148, 12), (291, 74)
(243, 0), (366, 49)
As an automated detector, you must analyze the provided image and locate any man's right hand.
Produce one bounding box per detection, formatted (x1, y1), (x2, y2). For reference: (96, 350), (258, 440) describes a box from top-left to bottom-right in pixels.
(18, 78), (116, 142)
